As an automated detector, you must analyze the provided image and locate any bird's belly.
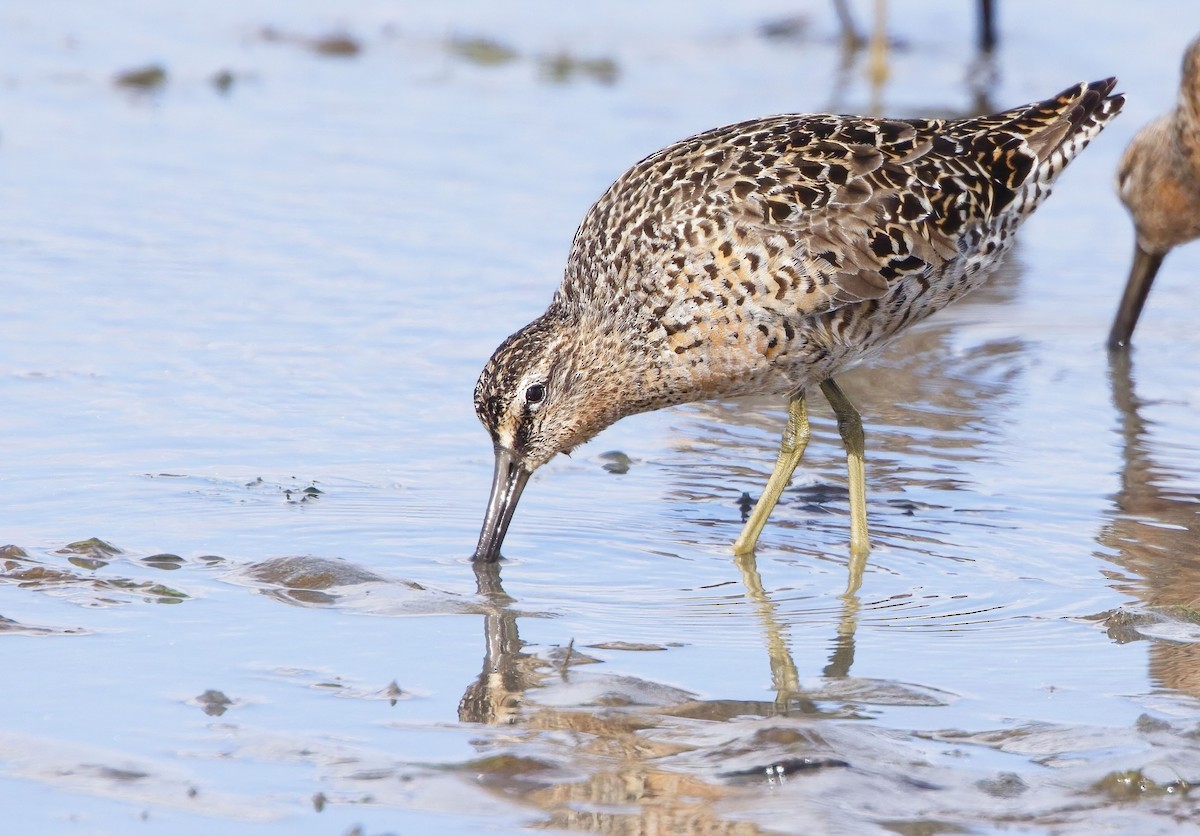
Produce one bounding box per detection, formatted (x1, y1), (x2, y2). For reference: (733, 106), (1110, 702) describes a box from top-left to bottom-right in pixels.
(656, 302), (860, 401)
(656, 253), (1002, 402)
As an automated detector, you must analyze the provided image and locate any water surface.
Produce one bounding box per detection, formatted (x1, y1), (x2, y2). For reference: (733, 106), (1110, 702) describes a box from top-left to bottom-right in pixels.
(2, 1), (1199, 833)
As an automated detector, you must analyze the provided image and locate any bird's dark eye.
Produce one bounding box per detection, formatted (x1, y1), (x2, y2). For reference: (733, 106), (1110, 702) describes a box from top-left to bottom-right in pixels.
(525, 383), (546, 405)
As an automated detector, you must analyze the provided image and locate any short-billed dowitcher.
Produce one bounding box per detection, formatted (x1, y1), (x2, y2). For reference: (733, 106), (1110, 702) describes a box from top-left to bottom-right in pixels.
(474, 79), (1122, 562)
(1109, 36), (1200, 350)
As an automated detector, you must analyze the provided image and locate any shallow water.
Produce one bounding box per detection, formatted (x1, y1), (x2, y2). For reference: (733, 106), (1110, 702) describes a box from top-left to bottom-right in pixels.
(2, 1), (1200, 833)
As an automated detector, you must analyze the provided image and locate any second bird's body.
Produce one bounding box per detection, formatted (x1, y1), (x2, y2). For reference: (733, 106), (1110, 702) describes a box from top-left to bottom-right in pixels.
(474, 79), (1123, 563)
(1109, 36), (1200, 349)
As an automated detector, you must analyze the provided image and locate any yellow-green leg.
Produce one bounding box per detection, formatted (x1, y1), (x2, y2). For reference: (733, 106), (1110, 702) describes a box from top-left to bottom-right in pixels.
(733, 393), (812, 555)
(819, 378), (870, 559)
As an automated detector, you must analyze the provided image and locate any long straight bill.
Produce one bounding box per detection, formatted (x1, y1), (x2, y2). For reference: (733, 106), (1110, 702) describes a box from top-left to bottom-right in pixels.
(1108, 243), (1165, 350)
(473, 445), (531, 562)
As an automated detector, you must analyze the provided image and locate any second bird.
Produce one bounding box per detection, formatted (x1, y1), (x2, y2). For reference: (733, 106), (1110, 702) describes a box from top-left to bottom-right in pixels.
(475, 79), (1123, 563)
(1109, 36), (1200, 350)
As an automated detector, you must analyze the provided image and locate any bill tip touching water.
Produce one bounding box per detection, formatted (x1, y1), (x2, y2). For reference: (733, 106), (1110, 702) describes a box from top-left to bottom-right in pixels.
(1109, 34), (1200, 350)
(475, 78), (1124, 564)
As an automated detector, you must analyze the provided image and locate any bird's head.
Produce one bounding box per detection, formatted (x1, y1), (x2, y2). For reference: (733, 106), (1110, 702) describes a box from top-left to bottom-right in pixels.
(472, 310), (621, 562)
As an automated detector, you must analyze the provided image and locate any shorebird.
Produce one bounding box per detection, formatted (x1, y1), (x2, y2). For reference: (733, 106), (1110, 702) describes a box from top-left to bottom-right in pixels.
(474, 79), (1122, 563)
(1109, 36), (1200, 350)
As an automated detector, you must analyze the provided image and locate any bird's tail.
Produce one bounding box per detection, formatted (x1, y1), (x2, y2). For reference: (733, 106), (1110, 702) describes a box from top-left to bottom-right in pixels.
(1017, 77), (1125, 166)
(982, 78), (1124, 217)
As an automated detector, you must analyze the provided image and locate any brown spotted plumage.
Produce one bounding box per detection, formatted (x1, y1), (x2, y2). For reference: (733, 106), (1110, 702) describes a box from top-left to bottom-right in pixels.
(1109, 37), (1200, 349)
(474, 79), (1123, 563)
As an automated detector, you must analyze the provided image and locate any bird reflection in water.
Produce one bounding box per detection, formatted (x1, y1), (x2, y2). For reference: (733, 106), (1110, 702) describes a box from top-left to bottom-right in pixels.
(1097, 353), (1200, 697)
(455, 557), (870, 830)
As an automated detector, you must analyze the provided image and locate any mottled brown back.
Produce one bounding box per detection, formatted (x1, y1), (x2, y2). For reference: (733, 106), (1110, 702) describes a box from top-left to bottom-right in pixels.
(563, 80), (1119, 318)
